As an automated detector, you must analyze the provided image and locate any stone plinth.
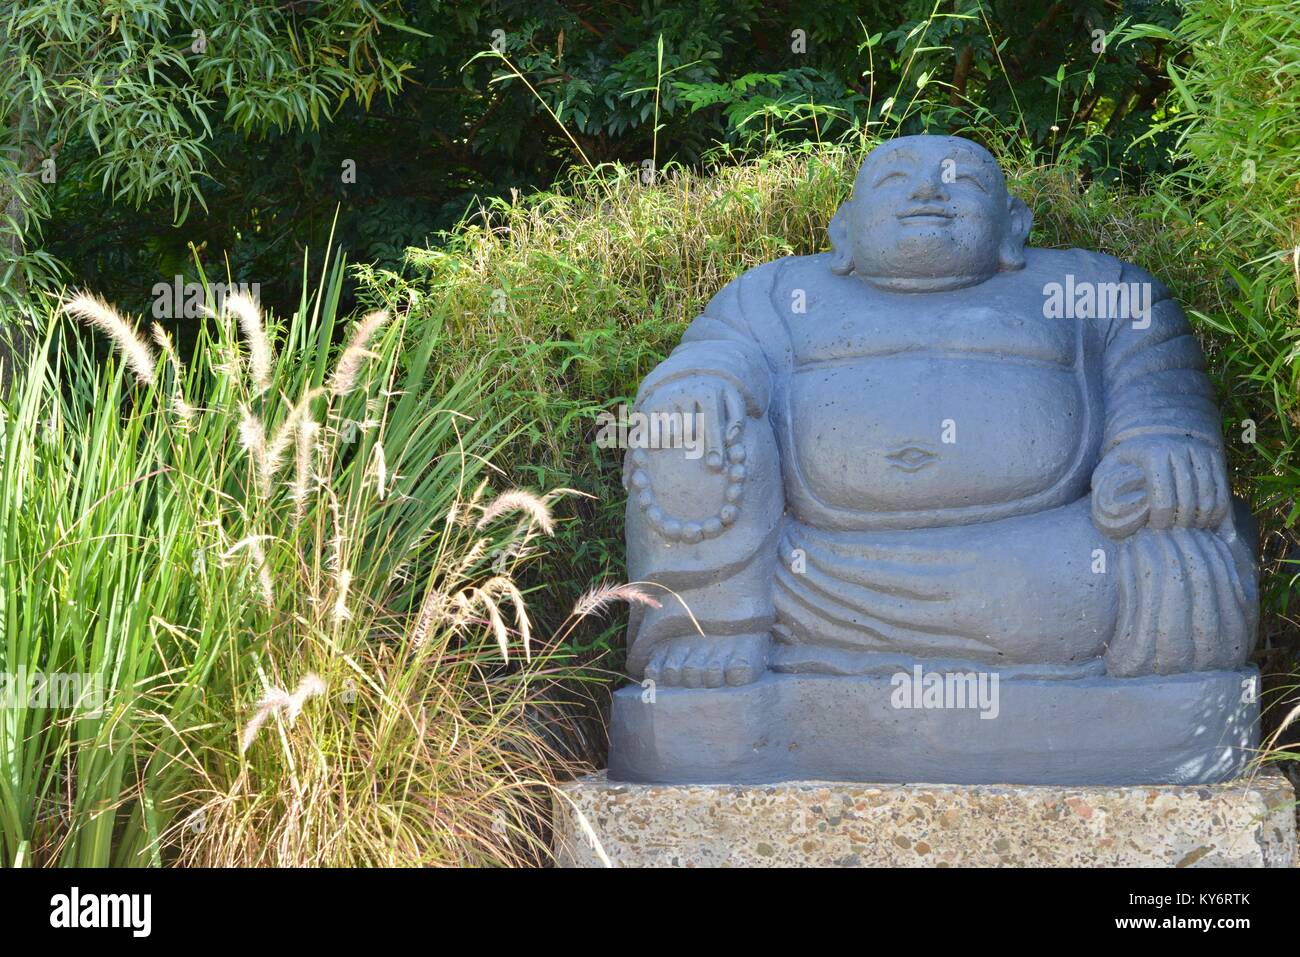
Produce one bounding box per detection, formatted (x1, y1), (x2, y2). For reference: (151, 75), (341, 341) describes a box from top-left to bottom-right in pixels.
(552, 769), (1296, 867)
(609, 668), (1260, 786)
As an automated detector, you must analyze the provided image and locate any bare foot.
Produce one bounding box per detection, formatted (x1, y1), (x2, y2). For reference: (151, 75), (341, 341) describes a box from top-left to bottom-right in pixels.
(643, 634), (769, 688)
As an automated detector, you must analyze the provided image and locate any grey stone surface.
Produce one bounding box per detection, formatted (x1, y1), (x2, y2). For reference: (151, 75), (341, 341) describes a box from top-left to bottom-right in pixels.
(613, 134), (1259, 785)
(609, 666), (1260, 786)
(553, 770), (1297, 867)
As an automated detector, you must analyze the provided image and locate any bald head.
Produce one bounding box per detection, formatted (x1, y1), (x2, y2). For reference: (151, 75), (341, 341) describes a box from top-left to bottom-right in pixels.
(830, 135), (1032, 292)
(856, 135), (1007, 195)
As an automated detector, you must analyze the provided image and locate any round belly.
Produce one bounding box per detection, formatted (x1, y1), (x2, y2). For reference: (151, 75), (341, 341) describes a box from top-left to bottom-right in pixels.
(787, 354), (1085, 514)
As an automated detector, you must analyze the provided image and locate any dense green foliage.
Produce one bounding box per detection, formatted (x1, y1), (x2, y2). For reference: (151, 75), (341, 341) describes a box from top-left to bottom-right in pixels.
(1, 1), (411, 317)
(3, 0), (1184, 320)
(1143, 2), (1300, 540)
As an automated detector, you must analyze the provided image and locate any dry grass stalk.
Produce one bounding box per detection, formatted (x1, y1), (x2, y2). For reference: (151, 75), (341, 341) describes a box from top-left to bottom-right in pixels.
(329, 310), (388, 397)
(572, 581), (663, 617)
(63, 292), (157, 386)
(239, 673), (327, 754)
(475, 489), (554, 535)
(223, 292), (273, 395)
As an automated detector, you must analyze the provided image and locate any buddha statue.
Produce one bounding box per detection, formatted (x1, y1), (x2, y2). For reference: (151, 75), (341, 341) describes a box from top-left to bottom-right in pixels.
(610, 135), (1259, 786)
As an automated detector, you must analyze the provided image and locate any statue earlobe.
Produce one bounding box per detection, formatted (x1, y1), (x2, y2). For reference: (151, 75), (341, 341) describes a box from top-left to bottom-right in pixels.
(999, 195), (1033, 271)
(828, 203), (854, 275)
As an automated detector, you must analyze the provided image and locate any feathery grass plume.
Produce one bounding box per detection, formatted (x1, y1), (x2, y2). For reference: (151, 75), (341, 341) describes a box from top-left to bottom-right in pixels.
(480, 575), (533, 659)
(223, 291), (273, 395)
(453, 588), (511, 659)
(149, 321), (195, 421)
(475, 489), (554, 535)
(148, 322), (183, 376)
(225, 535), (275, 608)
(237, 404), (268, 473)
(251, 539), (275, 609)
(333, 568), (353, 624)
(325, 491), (351, 618)
(240, 673), (327, 754)
(572, 581), (663, 618)
(451, 536), (492, 579)
(289, 417), (321, 524)
(447, 479), (485, 528)
(262, 389), (325, 492)
(329, 310), (389, 397)
(327, 492), (346, 573)
(411, 585), (448, 647)
(63, 292), (157, 386)
(150, 322), (195, 422)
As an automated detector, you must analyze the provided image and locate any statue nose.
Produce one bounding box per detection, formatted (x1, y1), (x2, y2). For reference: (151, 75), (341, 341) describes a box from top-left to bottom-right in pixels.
(909, 176), (948, 201)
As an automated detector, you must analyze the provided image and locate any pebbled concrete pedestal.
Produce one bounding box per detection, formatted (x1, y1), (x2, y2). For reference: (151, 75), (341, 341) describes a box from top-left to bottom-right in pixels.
(608, 667), (1260, 786)
(552, 769), (1297, 867)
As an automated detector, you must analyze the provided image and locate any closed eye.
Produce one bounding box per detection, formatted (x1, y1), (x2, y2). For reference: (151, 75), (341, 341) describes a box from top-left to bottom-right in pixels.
(873, 170), (907, 187)
(957, 173), (987, 193)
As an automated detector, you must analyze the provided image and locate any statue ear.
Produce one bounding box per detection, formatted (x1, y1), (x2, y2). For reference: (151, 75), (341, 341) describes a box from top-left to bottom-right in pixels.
(999, 194), (1033, 271)
(828, 202), (855, 275)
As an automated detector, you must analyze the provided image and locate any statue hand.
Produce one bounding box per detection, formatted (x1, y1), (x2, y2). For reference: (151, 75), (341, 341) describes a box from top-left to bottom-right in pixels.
(636, 376), (748, 473)
(1091, 436), (1230, 539)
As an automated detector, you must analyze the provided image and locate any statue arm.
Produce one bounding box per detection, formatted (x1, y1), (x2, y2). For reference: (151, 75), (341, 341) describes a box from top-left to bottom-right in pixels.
(634, 269), (775, 418)
(1099, 264), (1222, 453)
(1094, 262), (1257, 674)
(1093, 262), (1231, 538)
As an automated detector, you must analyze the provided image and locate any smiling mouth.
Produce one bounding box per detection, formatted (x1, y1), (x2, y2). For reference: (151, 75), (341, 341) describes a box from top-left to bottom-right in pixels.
(886, 446), (938, 472)
(896, 208), (955, 225)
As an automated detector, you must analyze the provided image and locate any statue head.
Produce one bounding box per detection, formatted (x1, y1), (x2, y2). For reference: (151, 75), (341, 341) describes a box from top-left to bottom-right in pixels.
(829, 135), (1033, 292)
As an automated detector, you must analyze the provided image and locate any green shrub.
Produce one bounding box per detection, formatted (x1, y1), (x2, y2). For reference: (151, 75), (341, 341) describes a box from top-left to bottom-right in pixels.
(0, 252), (589, 866)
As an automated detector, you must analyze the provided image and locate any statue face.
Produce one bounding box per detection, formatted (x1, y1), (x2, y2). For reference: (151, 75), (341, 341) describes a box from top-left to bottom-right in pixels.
(836, 136), (1027, 291)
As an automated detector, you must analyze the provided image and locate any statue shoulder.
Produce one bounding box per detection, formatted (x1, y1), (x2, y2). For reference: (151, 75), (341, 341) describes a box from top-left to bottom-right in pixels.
(768, 252), (833, 288)
(1027, 247), (1172, 301)
(717, 254), (806, 292)
(702, 255), (805, 322)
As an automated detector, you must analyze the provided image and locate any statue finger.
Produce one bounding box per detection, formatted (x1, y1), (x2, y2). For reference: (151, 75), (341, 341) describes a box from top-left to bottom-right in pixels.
(1145, 452), (1177, 529)
(723, 386), (746, 443)
(1207, 450), (1231, 527)
(1093, 495), (1148, 538)
(699, 397), (724, 471)
(1171, 446), (1197, 527)
(1102, 458), (1147, 499)
(1190, 445), (1221, 527)
(666, 401), (683, 450)
(1091, 459), (1148, 536)
(1184, 446), (1211, 527)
